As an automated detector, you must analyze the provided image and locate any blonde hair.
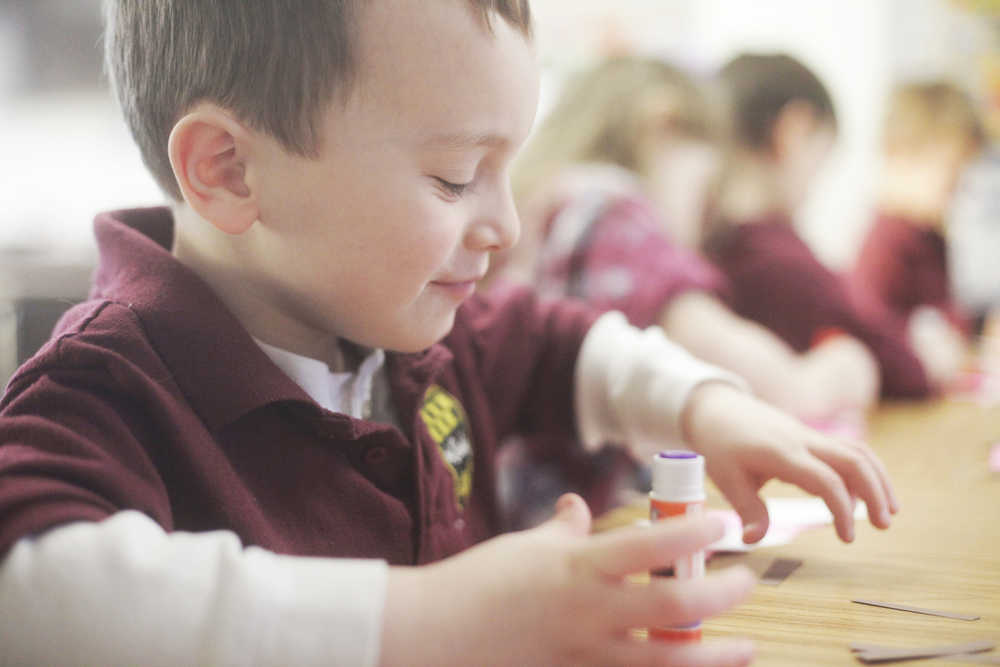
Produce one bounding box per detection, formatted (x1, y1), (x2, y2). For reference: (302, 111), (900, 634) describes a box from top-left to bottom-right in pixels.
(884, 81), (985, 153)
(512, 56), (717, 206)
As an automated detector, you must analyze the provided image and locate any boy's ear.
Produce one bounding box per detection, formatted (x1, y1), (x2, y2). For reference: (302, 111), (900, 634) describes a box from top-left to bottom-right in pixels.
(168, 106), (259, 235)
(771, 100), (819, 162)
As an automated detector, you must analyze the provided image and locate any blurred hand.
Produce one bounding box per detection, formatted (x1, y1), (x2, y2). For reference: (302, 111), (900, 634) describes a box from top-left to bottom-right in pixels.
(800, 334), (880, 413)
(381, 494), (756, 667)
(907, 306), (967, 388)
(681, 383), (900, 544)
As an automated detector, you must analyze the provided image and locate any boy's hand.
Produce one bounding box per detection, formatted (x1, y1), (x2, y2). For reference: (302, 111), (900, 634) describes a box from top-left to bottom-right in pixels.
(381, 494), (756, 667)
(682, 383), (900, 544)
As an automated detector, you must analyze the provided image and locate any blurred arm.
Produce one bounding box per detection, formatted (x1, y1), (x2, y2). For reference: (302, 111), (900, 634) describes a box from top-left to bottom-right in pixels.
(574, 310), (746, 456)
(906, 305), (967, 388)
(661, 292), (879, 419)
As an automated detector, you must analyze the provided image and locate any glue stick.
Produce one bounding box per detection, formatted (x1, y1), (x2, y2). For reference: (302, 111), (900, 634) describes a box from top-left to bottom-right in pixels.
(649, 450), (705, 642)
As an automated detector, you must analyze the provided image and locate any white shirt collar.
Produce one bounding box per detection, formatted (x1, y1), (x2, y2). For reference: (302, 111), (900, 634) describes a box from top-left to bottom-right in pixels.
(255, 339), (386, 419)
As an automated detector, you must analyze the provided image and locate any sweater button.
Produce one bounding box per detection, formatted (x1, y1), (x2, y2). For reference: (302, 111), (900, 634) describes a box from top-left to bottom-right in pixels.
(362, 445), (389, 466)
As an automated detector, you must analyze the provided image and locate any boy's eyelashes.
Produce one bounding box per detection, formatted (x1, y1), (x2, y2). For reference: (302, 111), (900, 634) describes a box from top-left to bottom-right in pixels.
(433, 176), (473, 200)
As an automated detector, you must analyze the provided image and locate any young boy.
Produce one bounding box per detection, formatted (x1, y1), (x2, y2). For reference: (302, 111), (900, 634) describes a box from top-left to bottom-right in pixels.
(0, 3), (896, 665)
(850, 81), (984, 386)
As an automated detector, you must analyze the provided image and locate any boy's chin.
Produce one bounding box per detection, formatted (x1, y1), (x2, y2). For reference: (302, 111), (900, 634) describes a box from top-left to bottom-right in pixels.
(389, 314), (458, 354)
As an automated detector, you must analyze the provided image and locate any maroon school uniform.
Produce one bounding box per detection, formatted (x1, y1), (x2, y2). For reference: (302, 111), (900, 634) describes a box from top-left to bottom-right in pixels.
(705, 215), (931, 399)
(851, 213), (966, 329)
(0, 207), (597, 562)
(499, 191), (727, 525)
(535, 194), (728, 327)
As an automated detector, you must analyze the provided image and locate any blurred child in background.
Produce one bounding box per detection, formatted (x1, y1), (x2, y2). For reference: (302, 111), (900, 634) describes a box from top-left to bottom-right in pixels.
(495, 56), (879, 422)
(705, 53), (939, 399)
(489, 56), (878, 528)
(850, 81), (986, 386)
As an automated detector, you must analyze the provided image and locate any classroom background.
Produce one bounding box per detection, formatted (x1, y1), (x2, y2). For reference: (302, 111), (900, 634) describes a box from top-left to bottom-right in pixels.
(0, 0), (997, 384)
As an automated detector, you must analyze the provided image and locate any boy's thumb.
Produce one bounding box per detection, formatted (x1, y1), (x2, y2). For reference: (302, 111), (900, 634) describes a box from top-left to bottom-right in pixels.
(544, 493), (592, 537)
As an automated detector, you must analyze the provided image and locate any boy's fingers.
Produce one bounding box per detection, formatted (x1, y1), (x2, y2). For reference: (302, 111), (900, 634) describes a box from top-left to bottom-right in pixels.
(602, 637), (755, 667)
(810, 442), (891, 529)
(582, 514), (725, 578)
(610, 565), (757, 631)
(770, 453), (855, 542)
(540, 493), (592, 538)
(848, 440), (900, 514)
(650, 638), (756, 667)
(708, 464), (769, 543)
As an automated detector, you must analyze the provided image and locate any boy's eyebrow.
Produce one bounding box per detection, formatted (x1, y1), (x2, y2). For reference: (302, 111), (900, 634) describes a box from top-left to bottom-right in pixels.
(420, 131), (508, 150)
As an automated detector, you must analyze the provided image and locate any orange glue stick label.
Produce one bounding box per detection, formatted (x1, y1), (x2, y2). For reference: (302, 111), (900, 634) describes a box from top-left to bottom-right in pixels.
(649, 498), (704, 641)
(650, 498), (705, 579)
(648, 450), (706, 642)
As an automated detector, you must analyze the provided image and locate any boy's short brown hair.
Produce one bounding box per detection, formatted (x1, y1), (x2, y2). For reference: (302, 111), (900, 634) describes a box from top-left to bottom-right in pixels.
(718, 52), (837, 150)
(883, 81), (985, 154)
(104, 0), (532, 201)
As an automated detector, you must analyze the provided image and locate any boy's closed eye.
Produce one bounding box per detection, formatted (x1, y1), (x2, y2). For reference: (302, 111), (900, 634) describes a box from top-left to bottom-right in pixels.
(433, 176), (474, 200)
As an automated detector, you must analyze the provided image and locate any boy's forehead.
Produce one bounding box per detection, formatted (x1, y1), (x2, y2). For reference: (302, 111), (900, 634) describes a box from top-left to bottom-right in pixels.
(346, 0), (538, 139)
(355, 0), (500, 80)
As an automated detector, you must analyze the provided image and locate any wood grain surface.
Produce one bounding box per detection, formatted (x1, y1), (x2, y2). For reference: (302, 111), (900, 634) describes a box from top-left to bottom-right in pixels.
(597, 399), (1000, 665)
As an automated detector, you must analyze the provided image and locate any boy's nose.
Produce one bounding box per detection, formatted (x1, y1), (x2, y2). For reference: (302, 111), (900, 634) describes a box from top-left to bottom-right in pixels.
(468, 185), (520, 252)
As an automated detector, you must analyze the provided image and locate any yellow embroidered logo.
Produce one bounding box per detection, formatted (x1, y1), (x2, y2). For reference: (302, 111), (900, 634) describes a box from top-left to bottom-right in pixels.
(419, 384), (473, 509)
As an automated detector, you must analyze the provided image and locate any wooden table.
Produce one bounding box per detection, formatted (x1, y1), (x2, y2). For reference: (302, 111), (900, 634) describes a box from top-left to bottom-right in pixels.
(599, 399), (1000, 665)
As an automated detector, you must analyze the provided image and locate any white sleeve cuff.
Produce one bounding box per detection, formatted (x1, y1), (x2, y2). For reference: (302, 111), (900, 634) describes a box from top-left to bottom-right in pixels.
(0, 511), (388, 666)
(575, 311), (748, 456)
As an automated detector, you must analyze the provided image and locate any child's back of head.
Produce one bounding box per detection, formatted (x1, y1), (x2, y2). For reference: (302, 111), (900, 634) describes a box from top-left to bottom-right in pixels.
(878, 80), (985, 224)
(709, 52), (838, 230)
(884, 81), (984, 156)
(506, 55), (721, 258)
(717, 52), (836, 153)
(512, 56), (718, 205)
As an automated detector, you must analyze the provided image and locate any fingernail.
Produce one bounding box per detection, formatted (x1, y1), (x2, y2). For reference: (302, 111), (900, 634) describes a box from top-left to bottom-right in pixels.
(555, 494), (574, 513)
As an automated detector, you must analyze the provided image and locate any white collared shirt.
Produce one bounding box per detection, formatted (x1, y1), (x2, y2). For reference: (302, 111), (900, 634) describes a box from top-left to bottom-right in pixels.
(255, 339), (389, 421)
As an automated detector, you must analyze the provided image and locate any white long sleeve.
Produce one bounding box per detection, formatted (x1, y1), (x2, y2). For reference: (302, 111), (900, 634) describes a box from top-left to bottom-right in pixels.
(575, 311), (748, 457)
(0, 511), (387, 666)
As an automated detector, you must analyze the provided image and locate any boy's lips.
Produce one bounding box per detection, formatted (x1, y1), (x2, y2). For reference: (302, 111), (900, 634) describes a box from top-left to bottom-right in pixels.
(429, 273), (484, 299)
(431, 268), (486, 286)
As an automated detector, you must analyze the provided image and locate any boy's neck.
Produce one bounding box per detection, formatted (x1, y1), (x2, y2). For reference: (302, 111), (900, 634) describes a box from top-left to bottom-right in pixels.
(717, 153), (788, 224)
(170, 204), (355, 373)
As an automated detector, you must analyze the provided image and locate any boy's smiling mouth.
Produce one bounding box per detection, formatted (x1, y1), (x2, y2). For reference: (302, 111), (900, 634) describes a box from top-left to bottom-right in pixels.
(428, 271), (485, 300)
